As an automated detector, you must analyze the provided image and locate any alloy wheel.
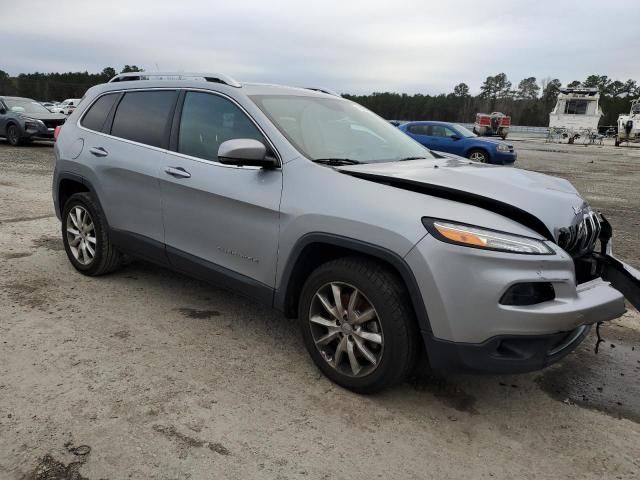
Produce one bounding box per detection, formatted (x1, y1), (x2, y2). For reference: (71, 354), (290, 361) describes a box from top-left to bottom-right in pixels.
(469, 151), (487, 162)
(7, 126), (19, 145)
(309, 282), (384, 377)
(66, 206), (97, 265)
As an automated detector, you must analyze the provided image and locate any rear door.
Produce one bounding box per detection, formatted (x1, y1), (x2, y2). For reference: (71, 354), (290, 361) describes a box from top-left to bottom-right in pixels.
(79, 89), (178, 262)
(405, 124), (432, 148)
(160, 90), (283, 299)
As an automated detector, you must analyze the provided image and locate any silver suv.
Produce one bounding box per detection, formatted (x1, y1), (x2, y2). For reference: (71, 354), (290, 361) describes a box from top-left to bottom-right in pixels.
(53, 72), (640, 393)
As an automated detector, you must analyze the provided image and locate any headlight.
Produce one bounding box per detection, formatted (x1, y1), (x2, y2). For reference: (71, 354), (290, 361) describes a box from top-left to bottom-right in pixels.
(24, 118), (45, 129)
(496, 144), (510, 152)
(422, 218), (554, 255)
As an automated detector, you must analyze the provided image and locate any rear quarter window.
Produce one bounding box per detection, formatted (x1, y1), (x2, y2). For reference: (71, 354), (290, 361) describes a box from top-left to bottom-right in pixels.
(80, 93), (119, 132)
(111, 90), (177, 148)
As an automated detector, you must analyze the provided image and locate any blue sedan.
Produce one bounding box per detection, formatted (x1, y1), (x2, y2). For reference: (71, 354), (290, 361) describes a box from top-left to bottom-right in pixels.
(398, 121), (517, 165)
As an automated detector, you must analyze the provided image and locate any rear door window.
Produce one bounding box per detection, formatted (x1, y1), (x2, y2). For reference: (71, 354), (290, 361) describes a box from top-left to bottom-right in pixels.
(111, 90), (177, 148)
(408, 124), (427, 135)
(178, 91), (265, 161)
(81, 93), (119, 132)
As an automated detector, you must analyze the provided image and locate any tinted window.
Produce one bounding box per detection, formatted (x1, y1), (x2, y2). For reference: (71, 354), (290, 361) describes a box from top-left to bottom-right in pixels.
(178, 92), (264, 161)
(81, 93), (119, 132)
(430, 125), (457, 137)
(111, 90), (177, 148)
(408, 124), (427, 135)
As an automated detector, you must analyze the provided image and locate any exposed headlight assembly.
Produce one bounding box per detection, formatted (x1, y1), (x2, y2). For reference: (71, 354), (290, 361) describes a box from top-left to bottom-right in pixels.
(496, 144), (510, 152)
(422, 218), (554, 255)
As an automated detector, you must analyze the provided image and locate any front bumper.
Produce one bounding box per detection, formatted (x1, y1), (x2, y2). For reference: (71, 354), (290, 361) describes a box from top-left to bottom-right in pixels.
(491, 150), (517, 165)
(406, 232), (633, 373)
(24, 123), (55, 140)
(424, 324), (592, 374)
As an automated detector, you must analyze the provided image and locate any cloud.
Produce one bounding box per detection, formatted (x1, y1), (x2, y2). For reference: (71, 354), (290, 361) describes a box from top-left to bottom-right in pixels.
(2, 0), (639, 94)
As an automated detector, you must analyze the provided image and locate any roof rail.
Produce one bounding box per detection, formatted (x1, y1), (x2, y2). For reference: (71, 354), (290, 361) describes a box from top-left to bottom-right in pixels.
(305, 87), (340, 97)
(108, 72), (241, 88)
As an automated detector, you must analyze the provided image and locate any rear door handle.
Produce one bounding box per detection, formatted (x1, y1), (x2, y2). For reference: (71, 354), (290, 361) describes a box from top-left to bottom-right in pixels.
(89, 147), (108, 157)
(164, 166), (191, 179)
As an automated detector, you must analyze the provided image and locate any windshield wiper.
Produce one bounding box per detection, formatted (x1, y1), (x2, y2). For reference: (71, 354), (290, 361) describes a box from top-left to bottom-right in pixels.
(312, 158), (362, 165)
(398, 156), (430, 161)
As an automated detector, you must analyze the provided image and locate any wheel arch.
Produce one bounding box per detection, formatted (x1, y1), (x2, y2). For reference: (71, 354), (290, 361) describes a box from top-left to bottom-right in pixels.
(465, 145), (490, 157)
(56, 174), (109, 228)
(274, 233), (433, 336)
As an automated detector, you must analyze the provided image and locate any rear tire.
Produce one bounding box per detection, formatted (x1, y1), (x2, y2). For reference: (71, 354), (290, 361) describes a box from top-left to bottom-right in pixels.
(6, 124), (23, 146)
(298, 256), (418, 394)
(62, 192), (121, 276)
(468, 148), (488, 163)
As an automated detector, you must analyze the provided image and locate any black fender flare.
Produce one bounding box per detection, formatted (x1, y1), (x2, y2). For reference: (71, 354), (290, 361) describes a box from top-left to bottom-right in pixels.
(56, 173), (110, 229)
(273, 232), (433, 335)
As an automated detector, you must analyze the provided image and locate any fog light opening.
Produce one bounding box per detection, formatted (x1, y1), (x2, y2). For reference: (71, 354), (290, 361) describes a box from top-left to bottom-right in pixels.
(500, 282), (555, 306)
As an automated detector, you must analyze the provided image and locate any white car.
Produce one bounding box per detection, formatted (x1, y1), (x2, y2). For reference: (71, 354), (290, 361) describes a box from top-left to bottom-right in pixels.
(52, 98), (81, 115)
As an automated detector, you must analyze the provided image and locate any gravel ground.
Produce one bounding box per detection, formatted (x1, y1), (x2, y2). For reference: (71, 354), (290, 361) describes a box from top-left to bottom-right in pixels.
(0, 138), (638, 480)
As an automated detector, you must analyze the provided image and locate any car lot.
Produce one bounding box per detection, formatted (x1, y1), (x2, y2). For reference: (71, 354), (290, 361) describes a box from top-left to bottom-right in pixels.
(0, 138), (639, 479)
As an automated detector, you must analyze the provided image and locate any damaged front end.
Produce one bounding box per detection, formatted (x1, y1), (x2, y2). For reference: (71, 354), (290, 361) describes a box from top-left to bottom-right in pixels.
(572, 215), (640, 311)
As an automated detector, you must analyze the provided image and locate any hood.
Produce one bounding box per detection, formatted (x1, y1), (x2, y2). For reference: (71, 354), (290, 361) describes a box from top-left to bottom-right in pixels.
(473, 137), (513, 148)
(17, 111), (67, 121)
(338, 157), (585, 240)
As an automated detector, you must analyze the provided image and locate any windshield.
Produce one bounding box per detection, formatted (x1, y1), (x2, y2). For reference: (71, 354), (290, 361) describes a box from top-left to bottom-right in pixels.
(454, 124), (477, 138)
(250, 95), (434, 163)
(4, 98), (51, 115)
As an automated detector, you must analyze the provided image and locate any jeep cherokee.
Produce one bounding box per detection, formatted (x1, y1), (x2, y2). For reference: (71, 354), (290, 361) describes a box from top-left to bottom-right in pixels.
(53, 72), (640, 393)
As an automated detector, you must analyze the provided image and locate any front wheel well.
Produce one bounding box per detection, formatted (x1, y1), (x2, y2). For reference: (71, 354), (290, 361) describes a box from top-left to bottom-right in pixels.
(466, 147), (489, 156)
(279, 241), (422, 324)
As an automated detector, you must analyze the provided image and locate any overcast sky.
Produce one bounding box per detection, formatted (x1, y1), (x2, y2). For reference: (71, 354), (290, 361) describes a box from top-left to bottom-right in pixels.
(3, 0), (639, 94)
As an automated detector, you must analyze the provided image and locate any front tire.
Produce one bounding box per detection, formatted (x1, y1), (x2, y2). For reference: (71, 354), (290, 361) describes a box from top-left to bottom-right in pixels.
(6, 124), (23, 146)
(468, 149), (488, 163)
(62, 192), (121, 276)
(298, 257), (418, 394)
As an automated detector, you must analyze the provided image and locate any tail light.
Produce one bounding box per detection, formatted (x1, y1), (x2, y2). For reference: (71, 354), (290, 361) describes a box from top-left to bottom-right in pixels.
(54, 125), (62, 141)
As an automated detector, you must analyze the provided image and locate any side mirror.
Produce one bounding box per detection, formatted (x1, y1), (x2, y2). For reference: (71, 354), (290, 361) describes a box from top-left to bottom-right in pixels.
(0, 107), (5, 115)
(218, 139), (277, 168)
(450, 135), (460, 141)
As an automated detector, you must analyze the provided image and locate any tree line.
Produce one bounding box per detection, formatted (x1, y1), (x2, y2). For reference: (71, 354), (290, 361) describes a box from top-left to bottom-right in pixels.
(0, 66), (143, 103)
(1, 68), (637, 127)
(344, 74), (639, 127)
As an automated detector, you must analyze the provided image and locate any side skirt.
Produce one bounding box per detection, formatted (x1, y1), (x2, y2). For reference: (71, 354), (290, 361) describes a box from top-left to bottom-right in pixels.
(110, 228), (274, 306)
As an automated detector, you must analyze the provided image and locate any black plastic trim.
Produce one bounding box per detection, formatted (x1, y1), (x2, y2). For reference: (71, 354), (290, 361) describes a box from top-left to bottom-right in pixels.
(423, 325), (591, 374)
(340, 170), (554, 240)
(110, 229), (169, 266)
(274, 232), (433, 335)
(167, 246), (274, 305)
(55, 173), (107, 225)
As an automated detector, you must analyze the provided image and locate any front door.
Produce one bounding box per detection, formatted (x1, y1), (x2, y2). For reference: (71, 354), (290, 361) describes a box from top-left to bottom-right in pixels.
(160, 91), (282, 300)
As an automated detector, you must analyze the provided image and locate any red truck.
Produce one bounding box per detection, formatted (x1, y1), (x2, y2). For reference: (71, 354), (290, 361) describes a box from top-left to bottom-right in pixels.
(473, 112), (510, 139)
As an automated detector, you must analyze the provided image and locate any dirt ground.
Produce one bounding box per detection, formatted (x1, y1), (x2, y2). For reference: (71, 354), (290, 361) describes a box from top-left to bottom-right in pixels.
(0, 138), (639, 480)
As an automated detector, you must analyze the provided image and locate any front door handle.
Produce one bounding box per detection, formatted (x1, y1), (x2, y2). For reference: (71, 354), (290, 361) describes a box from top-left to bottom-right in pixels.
(89, 147), (108, 157)
(164, 166), (191, 179)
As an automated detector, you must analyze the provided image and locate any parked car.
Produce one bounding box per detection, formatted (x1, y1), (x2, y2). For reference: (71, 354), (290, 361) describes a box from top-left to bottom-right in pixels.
(398, 121), (516, 164)
(40, 101), (58, 111)
(51, 98), (81, 115)
(53, 72), (639, 393)
(0, 96), (67, 145)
